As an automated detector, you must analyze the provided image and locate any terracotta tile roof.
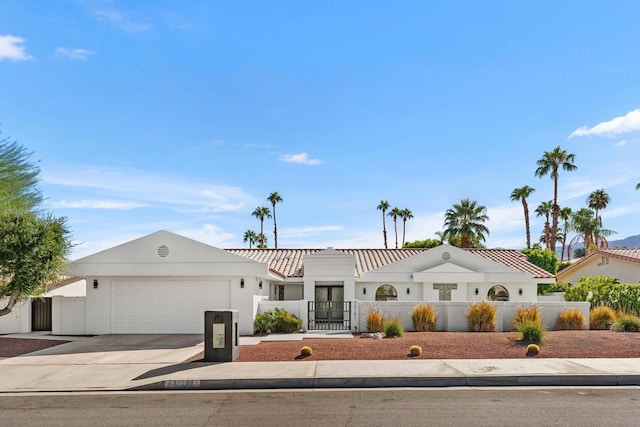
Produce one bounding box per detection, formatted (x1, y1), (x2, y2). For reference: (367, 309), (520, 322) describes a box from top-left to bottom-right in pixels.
(558, 248), (640, 277)
(226, 248), (554, 279)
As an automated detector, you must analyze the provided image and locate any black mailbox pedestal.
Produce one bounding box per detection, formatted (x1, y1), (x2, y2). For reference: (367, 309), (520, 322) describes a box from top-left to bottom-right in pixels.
(204, 310), (239, 362)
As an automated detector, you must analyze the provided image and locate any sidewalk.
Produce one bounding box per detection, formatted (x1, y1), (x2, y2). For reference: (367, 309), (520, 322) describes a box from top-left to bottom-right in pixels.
(1, 334), (640, 393)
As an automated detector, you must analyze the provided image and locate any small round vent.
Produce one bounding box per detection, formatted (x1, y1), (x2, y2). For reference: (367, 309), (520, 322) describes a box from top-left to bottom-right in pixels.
(157, 245), (169, 257)
(442, 252), (451, 261)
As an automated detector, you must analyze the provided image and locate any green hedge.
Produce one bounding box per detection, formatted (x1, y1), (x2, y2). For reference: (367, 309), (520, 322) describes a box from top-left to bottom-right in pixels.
(564, 276), (640, 316)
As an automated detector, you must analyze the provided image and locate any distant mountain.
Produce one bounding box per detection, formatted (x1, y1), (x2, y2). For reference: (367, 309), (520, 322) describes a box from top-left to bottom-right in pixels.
(560, 234), (640, 255)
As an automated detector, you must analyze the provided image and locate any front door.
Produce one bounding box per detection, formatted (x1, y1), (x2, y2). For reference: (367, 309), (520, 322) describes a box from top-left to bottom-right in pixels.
(314, 286), (344, 320)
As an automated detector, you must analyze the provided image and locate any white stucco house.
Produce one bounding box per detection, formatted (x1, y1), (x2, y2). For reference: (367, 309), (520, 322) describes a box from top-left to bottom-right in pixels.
(557, 248), (640, 284)
(4, 230), (590, 335)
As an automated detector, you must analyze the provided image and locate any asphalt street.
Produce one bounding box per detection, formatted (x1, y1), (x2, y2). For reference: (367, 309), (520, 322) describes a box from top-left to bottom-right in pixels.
(2, 387), (640, 426)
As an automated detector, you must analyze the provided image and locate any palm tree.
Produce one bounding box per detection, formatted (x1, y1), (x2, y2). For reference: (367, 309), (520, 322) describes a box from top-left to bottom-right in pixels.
(587, 189), (610, 226)
(568, 207), (616, 260)
(257, 233), (268, 249)
(251, 206), (272, 248)
(510, 185), (535, 249)
(243, 230), (258, 248)
(535, 146), (577, 253)
(559, 207), (572, 261)
(388, 207), (402, 249)
(399, 208), (414, 248)
(267, 192), (283, 249)
(534, 200), (553, 250)
(636, 183), (640, 190)
(377, 200), (390, 248)
(442, 198), (490, 249)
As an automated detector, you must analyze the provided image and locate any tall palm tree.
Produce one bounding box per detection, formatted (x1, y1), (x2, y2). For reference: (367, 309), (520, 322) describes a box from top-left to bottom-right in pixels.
(243, 230), (258, 248)
(535, 146), (577, 253)
(534, 200), (553, 250)
(442, 198), (490, 249)
(587, 189), (610, 226)
(377, 200), (390, 248)
(251, 206), (272, 248)
(510, 185), (535, 249)
(267, 192), (283, 249)
(568, 207), (616, 260)
(257, 233), (268, 249)
(559, 206), (572, 261)
(388, 207), (402, 249)
(399, 208), (414, 248)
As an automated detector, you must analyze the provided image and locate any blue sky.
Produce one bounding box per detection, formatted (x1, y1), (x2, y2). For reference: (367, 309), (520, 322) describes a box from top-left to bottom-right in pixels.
(2, 1), (640, 260)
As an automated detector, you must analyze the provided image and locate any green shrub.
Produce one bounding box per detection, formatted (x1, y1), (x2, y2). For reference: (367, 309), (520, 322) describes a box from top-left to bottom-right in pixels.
(466, 301), (496, 332)
(300, 346), (313, 356)
(383, 317), (404, 337)
(590, 305), (617, 330)
(254, 308), (302, 333)
(564, 276), (640, 316)
(521, 248), (558, 274)
(409, 345), (422, 357)
(367, 307), (385, 333)
(411, 304), (437, 332)
(555, 309), (585, 330)
(516, 320), (545, 344)
(526, 343), (540, 356)
(614, 315), (640, 332)
(538, 281), (569, 295)
(512, 305), (541, 330)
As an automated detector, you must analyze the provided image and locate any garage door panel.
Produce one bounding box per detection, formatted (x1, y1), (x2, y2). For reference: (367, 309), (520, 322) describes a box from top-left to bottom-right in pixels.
(111, 280), (230, 333)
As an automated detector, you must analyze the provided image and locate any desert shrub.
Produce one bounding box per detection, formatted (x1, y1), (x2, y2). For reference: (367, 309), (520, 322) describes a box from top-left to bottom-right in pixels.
(538, 281), (569, 295)
(466, 301), (496, 332)
(300, 346), (313, 356)
(590, 305), (617, 330)
(613, 315), (640, 332)
(409, 345), (422, 357)
(555, 309), (585, 330)
(516, 320), (545, 344)
(526, 343), (540, 356)
(564, 276), (640, 316)
(367, 307), (385, 333)
(512, 305), (541, 330)
(383, 317), (404, 337)
(254, 308), (302, 333)
(411, 304), (437, 332)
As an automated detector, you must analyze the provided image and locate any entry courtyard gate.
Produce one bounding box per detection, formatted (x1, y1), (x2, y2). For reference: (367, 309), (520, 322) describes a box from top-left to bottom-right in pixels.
(307, 301), (351, 330)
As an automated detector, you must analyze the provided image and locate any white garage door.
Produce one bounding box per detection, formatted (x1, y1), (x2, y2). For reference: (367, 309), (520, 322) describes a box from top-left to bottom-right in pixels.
(111, 280), (231, 333)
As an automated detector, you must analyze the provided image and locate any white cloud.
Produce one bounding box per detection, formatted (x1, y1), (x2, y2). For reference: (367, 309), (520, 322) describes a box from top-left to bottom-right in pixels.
(614, 139), (628, 147)
(92, 9), (151, 33)
(42, 165), (255, 213)
(0, 34), (32, 61)
(279, 152), (324, 165)
(176, 224), (236, 248)
(569, 109), (640, 138)
(50, 199), (145, 209)
(55, 47), (95, 61)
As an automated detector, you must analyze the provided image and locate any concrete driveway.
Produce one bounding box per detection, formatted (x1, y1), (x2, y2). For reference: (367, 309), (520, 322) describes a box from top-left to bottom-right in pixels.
(0, 334), (205, 392)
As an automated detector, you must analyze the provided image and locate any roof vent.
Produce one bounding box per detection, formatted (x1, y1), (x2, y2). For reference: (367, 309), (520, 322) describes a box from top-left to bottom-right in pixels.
(442, 252), (451, 261)
(157, 245), (169, 257)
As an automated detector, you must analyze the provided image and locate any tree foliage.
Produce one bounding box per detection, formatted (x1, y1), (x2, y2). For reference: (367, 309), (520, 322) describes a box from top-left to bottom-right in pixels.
(0, 135), (42, 212)
(564, 276), (640, 316)
(521, 247), (558, 274)
(442, 198), (489, 248)
(0, 212), (71, 315)
(403, 238), (442, 249)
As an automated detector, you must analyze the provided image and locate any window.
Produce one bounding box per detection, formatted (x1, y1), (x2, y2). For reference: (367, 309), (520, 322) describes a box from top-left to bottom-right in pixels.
(488, 285), (509, 301)
(375, 284), (397, 301)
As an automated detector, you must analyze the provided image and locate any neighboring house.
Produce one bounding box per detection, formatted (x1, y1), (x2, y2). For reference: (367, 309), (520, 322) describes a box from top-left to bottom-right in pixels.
(4, 230), (572, 336)
(557, 248), (640, 284)
(0, 276), (86, 334)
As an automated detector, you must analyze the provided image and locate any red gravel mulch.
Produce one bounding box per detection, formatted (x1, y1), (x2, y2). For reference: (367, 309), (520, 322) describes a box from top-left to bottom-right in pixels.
(226, 331), (640, 361)
(0, 337), (70, 360)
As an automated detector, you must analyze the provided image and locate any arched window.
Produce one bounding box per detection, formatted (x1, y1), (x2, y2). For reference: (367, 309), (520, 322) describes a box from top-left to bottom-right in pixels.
(375, 284), (398, 301)
(488, 285), (509, 302)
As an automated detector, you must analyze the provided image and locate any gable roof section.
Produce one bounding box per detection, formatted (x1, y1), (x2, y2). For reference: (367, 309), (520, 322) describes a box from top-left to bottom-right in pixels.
(558, 248), (640, 279)
(227, 247), (554, 279)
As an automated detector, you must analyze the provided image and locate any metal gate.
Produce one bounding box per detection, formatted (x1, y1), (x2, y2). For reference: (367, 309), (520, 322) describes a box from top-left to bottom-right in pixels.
(31, 297), (52, 331)
(308, 301), (351, 331)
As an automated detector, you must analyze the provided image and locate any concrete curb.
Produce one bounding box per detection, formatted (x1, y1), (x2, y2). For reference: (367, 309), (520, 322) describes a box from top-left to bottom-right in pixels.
(130, 374), (640, 391)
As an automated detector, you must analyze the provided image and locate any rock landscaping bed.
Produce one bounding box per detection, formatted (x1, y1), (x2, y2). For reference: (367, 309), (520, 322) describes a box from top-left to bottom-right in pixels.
(0, 337), (70, 360)
(229, 331), (640, 361)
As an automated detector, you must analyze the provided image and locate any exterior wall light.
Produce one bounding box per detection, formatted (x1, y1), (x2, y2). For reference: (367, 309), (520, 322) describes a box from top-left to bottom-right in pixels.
(93, 279), (99, 289)
(475, 288), (479, 295)
(240, 279), (244, 289)
(363, 287), (366, 295)
(259, 281), (263, 290)
(519, 288), (523, 296)
(406, 288), (410, 295)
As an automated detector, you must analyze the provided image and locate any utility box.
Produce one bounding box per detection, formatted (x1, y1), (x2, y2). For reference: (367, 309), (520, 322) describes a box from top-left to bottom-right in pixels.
(204, 310), (239, 362)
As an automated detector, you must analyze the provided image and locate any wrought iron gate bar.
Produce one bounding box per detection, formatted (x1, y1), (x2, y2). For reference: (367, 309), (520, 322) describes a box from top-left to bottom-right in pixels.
(307, 301), (351, 331)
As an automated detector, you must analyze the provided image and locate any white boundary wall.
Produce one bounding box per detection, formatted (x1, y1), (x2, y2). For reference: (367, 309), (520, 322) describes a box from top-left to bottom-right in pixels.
(356, 300), (591, 332)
